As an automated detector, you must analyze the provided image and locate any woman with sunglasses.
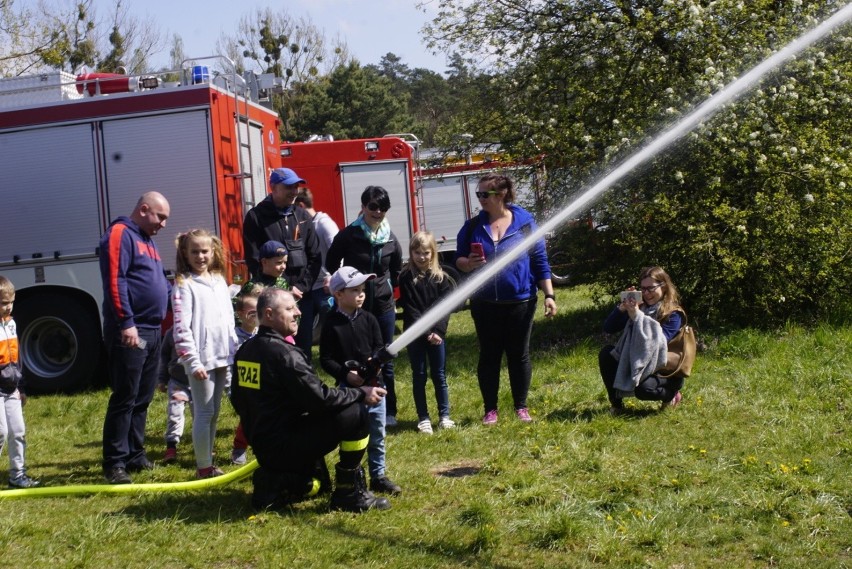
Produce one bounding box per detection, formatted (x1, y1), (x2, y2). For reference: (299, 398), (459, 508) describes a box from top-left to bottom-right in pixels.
(455, 173), (557, 425)
(599, 266), (685, 414)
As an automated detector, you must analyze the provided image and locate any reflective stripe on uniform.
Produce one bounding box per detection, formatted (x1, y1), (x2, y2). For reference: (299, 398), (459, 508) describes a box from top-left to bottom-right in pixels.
(340, 436), (369, 452)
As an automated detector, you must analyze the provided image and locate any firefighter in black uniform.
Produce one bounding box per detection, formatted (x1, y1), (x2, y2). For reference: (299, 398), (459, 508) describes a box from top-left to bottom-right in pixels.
(231, 288), (390, 512)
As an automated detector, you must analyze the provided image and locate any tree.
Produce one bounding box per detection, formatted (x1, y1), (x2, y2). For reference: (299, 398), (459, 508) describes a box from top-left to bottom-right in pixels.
(0, 0), (77, 75)
(217, 8), (350, 140)
(0, 0), (164, 75)
(293, 61), (413, 140)
(425, 0), (852, 327)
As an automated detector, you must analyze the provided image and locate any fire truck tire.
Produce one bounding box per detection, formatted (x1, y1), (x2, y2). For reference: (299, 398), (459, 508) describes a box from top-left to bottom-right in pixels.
(440, 264), (461, 288)
(15, 296), (102, 394)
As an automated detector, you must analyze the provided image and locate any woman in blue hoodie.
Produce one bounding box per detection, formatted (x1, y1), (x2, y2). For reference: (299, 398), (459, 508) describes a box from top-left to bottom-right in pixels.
(455, 174), (557, 425)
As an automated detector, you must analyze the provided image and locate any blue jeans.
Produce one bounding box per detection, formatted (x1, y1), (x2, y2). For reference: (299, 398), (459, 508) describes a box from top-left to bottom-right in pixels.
(102, 327), (162, 470)
(366, 397), (387, 478)
(374, 309), (397, 417)
(407, 336), (449, 421)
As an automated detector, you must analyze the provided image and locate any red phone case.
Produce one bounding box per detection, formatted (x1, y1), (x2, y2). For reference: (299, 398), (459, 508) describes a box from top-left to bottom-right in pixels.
(471, 243), (484, 257)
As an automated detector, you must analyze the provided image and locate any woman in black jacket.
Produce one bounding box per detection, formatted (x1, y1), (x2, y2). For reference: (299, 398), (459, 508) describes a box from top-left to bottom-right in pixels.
(325, 186), (403, 425)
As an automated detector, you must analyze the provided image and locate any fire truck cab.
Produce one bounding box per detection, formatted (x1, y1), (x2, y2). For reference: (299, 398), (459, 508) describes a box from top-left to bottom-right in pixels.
(0, 58), (283, 393)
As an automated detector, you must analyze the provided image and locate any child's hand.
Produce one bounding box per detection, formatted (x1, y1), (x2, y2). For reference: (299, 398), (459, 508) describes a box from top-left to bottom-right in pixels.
(427, 333), (443, 345)
(193, 369), (209, 380)
(290, 286), (304, 300)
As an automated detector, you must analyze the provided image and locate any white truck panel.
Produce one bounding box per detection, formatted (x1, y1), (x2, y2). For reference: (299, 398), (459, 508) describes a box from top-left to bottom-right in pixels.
(100, 110), (217, 274)
(0, 71), (82, 109)
(239, 120), (269, 209)
(1, 260), (103, 307)
(339, 160), (415, 258)
(0, 123), (101, 261)
(420, 174), (472, 253)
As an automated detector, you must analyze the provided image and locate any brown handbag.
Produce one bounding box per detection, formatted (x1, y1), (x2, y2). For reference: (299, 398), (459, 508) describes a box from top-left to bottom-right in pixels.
(657, 312), (697, 380)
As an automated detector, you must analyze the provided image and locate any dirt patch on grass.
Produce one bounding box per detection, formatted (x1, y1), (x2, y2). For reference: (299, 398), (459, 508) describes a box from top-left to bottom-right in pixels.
(431, 460), (483, 478)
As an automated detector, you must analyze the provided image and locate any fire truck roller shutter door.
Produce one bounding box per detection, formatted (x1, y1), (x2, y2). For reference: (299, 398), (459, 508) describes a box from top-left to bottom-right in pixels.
(15, 292), (103, 394)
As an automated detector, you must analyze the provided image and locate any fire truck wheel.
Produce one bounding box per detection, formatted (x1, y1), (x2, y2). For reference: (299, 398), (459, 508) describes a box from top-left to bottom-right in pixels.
(15, 295), (101, 394)
(440, 264), (461, 288)
(439, 264), (468, 312)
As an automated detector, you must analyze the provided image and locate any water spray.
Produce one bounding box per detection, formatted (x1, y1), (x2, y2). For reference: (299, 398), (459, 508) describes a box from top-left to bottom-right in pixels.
(388, 3), (852, 356)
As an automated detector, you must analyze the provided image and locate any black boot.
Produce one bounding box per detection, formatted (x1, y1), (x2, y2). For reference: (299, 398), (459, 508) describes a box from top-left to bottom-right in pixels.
(330, 463), (391, 512)
(251, 467), (285, 511)
(252, 467), (321, 511)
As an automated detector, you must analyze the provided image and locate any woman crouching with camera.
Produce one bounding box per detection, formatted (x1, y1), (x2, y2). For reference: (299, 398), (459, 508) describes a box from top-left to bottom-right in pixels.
(599, 266), (685, 414)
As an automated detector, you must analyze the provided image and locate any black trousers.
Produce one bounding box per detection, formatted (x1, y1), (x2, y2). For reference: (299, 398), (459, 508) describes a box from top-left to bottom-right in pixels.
(470, 298), (537, 412)
(599, 345), (683, 407)
(102, 327), (162, 470)
(253, 400), (369, 473)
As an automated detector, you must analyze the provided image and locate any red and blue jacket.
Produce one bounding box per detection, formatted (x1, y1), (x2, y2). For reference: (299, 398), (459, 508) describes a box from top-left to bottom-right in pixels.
(99, 216), (170, 334)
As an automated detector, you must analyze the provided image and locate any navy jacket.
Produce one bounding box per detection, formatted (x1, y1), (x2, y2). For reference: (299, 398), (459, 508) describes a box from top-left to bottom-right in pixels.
(99, 216), (170, 335)
(455, 204), (551, 302)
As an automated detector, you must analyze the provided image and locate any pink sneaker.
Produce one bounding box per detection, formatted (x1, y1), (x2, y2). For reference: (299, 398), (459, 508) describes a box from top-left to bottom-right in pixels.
(516, 408), (532, 422)
(196, 466), (224, 479)
(662, 391), (683, 409)
(482, 409), (498, 425)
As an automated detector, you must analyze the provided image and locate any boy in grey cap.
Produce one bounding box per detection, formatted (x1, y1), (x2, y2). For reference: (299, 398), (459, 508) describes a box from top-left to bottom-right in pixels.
(319, 267), (402, 496)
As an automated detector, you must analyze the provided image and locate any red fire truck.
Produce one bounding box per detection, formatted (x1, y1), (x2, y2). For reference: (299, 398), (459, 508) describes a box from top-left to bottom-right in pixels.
(279, 134), (542, 263)
(0, 58), (282, 393)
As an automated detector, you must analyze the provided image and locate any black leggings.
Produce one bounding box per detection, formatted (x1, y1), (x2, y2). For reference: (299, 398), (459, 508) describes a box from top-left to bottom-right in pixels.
(470, 298), (537, 412)
(599, 345), (683, 407)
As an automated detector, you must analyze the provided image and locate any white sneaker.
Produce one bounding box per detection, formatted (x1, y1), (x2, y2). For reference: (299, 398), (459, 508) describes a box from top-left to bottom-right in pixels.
(416, 419), (433, 434)
(385, 415), (398, 427)
(438, 417), (456, 430)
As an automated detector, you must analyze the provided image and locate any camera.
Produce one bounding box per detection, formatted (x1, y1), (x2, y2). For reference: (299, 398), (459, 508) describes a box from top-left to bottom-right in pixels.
(620, 290), (643, 303)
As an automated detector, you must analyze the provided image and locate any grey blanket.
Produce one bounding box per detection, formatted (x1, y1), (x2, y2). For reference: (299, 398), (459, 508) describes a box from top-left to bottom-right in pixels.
(610, 311), (668, 396)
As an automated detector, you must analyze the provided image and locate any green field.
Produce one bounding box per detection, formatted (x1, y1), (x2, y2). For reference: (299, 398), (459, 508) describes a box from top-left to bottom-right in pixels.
(1, 286), (849, 568)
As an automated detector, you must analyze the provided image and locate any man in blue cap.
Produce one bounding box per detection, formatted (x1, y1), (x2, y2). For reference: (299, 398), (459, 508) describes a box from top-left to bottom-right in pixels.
(242, 168), (322, 360)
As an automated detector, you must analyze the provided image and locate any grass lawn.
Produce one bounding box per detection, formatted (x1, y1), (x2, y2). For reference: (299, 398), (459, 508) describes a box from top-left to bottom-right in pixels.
(1, 286), (849, 568)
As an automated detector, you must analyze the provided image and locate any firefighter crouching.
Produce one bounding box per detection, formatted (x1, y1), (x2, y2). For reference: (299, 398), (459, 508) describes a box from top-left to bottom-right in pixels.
(231, 287), (390, 512)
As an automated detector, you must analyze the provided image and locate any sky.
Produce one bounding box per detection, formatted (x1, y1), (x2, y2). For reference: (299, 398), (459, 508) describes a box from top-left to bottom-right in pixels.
(119, 0), (451, 74)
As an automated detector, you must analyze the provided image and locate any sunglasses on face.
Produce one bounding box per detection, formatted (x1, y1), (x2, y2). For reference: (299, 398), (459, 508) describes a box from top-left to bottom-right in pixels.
(475, 191), (501, 199)
(365, 202), (389, 212)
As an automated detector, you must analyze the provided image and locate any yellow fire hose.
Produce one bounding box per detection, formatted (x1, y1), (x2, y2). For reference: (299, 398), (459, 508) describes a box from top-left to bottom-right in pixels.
(0, 459), (259, 499)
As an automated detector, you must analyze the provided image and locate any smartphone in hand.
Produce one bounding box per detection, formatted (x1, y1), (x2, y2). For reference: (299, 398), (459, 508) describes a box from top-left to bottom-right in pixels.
(620, 290), (642, 303)
(470, 242), (485, 258)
